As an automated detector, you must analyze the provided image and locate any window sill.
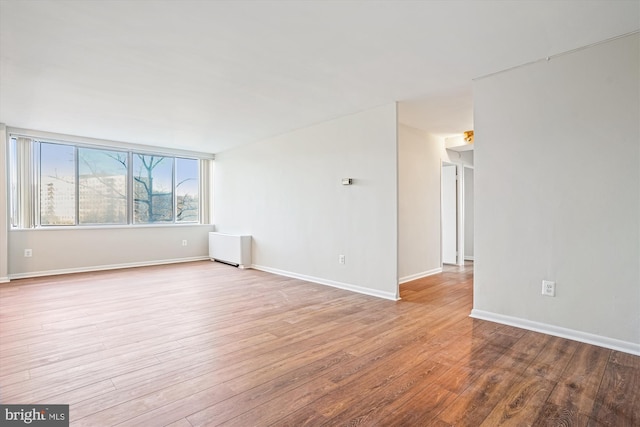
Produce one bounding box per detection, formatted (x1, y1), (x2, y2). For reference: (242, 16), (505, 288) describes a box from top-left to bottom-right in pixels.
(10, 223), (212, 232)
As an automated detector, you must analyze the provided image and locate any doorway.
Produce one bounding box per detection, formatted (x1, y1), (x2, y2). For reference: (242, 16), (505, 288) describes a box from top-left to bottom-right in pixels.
(442, 161), (474, 266)
(442, 163), (457, 265)
(463, 166), (474, 262)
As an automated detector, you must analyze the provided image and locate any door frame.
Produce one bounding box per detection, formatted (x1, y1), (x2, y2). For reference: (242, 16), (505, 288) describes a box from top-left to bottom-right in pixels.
(441, 161), (471, 267)
(462, 164), (475, 263)
(441, 161), (458, 265)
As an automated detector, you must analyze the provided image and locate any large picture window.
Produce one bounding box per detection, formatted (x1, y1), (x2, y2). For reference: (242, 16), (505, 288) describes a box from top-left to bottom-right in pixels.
(9, 134), (206, 228)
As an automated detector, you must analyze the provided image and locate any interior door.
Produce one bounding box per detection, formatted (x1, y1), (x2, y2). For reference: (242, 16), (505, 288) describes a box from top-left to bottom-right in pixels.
(442, 164), (457, 264)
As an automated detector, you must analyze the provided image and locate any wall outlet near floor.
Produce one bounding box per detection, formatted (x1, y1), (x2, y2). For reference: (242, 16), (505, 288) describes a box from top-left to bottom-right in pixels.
(182, 240), (188, 246)
(338, 254), (345, 264)
(542, 280), (556, 297)
(24, 249), (32, 257)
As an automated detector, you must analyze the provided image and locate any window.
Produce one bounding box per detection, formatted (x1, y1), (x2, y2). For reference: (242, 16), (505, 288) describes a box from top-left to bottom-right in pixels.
(78, 147), (128, 224)
(40, 142), (76, 225)
(176, 158), (199, 222)
(9, 134), (207, 228)
(133, 154), (174, 223)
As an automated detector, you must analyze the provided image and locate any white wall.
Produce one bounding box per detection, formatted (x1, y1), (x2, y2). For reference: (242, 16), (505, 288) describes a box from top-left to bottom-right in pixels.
(0, 124), (8, 282)
(214, 104), (398, 300)
(398, 125), (442, 282)
(8, 225), (213, 278)
(442, 148), (474, 167)
(473, 34), (639, 351)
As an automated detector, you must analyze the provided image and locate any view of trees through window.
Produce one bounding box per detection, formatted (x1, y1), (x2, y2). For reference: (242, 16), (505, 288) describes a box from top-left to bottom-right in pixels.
(36, 141), (199, 226)
(176, 157), (199, 222)
(133, 155), (174, 223)
(79, 147), (128, 224)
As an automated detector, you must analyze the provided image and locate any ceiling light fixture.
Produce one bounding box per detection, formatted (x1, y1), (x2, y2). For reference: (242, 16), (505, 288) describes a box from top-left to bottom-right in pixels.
(463, 130), (474, 143)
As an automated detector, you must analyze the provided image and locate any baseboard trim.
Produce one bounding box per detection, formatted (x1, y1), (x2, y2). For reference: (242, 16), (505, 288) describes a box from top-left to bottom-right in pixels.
(464, 256), (475, 261)
(399, 267), (443, 284)
(0, 276), (9, 283)
(7, 256), (211, 280)
(251, 264), (399, 301)
(470, 309), (640, 356)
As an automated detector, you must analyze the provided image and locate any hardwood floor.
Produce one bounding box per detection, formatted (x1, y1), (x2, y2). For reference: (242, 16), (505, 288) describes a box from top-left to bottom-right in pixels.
(0, 261), (638, 426)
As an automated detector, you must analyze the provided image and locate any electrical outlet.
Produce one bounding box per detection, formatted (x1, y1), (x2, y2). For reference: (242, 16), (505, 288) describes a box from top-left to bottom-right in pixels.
(542, 280), (556, 297)
(338, 254), (345, 264)
(24, 249), (32, 257)
(182, 240), (188, 246)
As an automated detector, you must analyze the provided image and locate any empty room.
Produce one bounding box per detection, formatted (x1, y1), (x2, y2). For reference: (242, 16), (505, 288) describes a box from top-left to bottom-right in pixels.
(0, 1), (638, 426)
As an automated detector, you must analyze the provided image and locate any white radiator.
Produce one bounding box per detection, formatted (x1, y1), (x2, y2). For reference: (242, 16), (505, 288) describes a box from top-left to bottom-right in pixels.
(209, 232), (252, 269)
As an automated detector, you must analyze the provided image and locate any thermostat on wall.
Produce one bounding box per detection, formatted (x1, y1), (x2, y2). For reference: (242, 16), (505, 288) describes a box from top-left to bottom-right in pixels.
(341, 178), (353, 185)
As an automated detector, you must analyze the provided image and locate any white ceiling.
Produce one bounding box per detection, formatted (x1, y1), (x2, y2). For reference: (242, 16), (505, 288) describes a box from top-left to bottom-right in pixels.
(1, 1), (638, 153)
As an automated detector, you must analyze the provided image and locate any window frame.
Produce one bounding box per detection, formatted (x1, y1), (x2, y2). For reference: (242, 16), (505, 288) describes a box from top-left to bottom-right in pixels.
(8, 129), (213, 229)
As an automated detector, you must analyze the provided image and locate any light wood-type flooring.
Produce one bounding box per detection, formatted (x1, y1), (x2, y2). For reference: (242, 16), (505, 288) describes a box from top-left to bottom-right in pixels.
(0, 261), (638, 426)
